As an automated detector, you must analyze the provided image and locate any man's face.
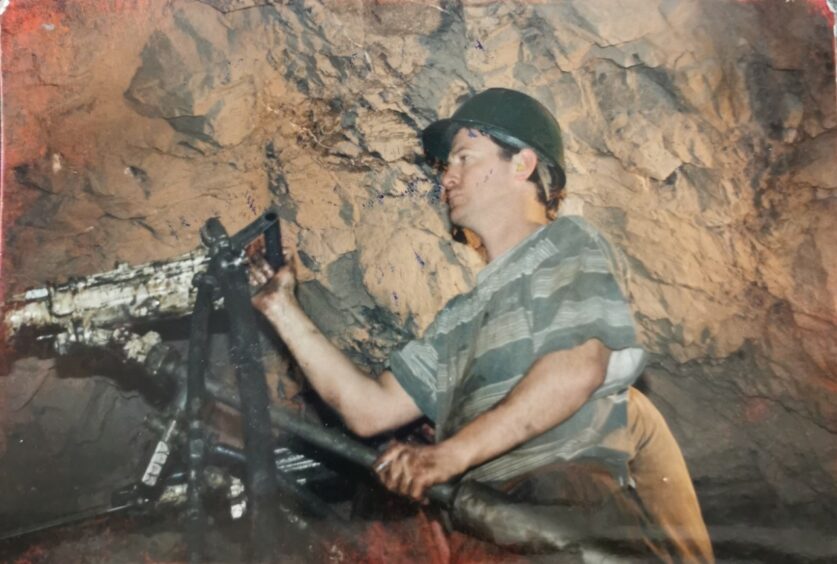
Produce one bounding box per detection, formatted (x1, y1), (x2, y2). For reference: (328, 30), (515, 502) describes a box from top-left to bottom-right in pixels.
(440, 128), (515, 229)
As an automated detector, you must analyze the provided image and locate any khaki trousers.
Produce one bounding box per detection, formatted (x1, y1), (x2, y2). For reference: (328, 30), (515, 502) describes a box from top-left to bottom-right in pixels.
(627, 387), (714, 562)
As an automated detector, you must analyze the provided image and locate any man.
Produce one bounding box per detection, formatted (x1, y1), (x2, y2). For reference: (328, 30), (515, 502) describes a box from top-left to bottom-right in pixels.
(251, 88), (713, 561)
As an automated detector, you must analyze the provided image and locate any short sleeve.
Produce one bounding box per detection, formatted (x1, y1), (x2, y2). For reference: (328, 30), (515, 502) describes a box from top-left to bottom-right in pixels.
(527, 217), (645, 393)
(388, 320), (444, 422)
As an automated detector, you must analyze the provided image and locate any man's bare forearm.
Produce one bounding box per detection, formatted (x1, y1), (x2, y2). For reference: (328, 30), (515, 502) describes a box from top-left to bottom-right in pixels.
(442, 339), (610, 473)
(258, 293), (420, 436)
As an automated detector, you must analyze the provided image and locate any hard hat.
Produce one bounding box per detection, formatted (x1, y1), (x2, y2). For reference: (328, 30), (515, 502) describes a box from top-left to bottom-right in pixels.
(421, 88), (566, 187)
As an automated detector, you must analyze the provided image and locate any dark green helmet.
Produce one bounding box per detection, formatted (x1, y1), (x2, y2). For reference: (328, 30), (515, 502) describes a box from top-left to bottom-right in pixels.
(421, 88), (566, 187)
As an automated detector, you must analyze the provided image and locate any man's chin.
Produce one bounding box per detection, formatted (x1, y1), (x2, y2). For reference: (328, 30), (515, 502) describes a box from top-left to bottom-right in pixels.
(448, 207), (465, 227)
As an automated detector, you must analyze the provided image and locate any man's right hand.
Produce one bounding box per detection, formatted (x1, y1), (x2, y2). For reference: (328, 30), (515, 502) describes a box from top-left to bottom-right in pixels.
(249, 248), (298, 320)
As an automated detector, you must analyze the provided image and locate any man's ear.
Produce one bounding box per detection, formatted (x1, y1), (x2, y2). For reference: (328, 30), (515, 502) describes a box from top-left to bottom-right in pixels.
(511, 148), (538, 181)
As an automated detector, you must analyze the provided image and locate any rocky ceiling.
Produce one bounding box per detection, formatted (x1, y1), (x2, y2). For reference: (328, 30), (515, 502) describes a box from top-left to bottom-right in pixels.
(0, 0), (835, 559)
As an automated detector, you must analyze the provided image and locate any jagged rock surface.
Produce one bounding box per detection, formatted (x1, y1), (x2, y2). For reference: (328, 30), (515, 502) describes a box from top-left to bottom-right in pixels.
(1, 0), (835, 550)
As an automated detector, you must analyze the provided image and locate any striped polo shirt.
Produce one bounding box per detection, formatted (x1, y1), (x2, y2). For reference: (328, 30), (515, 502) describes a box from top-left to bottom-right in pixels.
(389, 216), (647, 483)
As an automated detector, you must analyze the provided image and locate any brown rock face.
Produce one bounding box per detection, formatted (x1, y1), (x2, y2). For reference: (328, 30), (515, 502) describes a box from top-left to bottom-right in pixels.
(1, 0), (835, 556)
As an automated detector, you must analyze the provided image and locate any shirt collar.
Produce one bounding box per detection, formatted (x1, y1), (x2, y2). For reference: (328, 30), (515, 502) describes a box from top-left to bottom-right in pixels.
(476, 223), (548, 284)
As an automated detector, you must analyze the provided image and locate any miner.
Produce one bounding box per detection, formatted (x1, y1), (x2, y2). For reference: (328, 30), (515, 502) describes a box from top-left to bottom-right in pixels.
(251, 88), (713, 561)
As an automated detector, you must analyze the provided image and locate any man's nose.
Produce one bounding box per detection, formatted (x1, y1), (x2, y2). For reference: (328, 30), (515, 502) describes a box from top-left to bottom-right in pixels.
(441, 166), (458, 192)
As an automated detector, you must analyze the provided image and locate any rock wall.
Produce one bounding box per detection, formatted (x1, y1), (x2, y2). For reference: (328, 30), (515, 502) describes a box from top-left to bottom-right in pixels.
(1, 0), (835, 550)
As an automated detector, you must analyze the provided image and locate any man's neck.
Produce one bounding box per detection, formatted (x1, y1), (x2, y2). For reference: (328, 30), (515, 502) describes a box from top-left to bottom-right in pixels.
(478, 215), (548, 262)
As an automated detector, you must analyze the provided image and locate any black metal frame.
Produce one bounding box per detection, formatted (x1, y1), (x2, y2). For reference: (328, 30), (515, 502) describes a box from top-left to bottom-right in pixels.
(1, 208), (459, 554)
(183, 211), (284, 561)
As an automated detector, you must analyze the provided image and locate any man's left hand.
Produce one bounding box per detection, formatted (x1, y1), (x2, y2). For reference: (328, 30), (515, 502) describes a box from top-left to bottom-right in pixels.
(373, 441), (469, 501)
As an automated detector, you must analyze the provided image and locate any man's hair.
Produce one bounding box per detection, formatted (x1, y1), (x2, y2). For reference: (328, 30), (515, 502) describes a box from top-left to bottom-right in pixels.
(489, 134), (565, 220)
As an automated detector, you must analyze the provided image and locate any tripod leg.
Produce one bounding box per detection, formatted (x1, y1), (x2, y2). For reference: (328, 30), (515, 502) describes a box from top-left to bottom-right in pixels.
(215, 258), (280, 562)
(186, 275), (215, 563)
